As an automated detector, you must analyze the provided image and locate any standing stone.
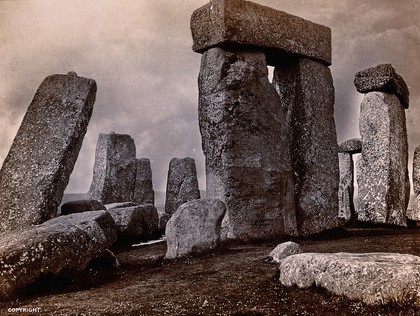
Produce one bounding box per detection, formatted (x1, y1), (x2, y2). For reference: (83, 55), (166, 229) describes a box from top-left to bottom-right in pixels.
(273, 58), (339, 236)
(0, 72), (96, 233)
(357, 92), (410, 226)
(165, 157), (200, 215)
(133, 158), (154, 205)
(88, 132), (136, 204)
(199, 47), (297, 240)
(338, 153), (355, 225)
(409, 146), (420, 221)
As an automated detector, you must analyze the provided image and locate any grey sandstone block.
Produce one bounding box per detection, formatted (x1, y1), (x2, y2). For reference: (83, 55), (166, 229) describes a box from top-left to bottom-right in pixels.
(191, 0), (332, 66)
(0, 72), (96, 233)
(354, 63), (409, 109)
(338, 138), (362, 154)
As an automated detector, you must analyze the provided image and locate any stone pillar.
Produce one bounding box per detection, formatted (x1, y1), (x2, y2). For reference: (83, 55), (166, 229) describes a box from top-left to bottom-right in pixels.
(0, 72), (96, 233)
(199, 48), (297, 240)
(133, 158), (154, 205)
(410, 146), (420, 221)
(165, 157), (200, 215)
(355, 64), (410, 226)
(88, 132), (136, 204)
(273, 58), (339, 236)
(337, 138), (362, 225)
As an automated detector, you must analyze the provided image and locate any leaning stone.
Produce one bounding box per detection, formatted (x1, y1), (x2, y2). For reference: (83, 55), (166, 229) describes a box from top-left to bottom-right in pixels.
(88, 132), (136, 204)
(354, 63), (409, 109)
(199, 47), (297, 240)
(165, 199), (226, 259)
(338, 153), (356, 225)
(273, 58), (339, 236)
(133, 158), (154, 205)
(338, 138), (362, 154)
(107, 205), (159, 243)
(413, 145), (420, 195)
(279, 252), (420, 306)
(165, 157), (200, 215)
(0, 210), (117, 299)
(191, 0), (331, 65)
(0, 72), (96, 233)
(60, 199), (106, 215)
(357, 92), (410, 226)
(269, 241), (302, 264)
(105, 202), (137, 210)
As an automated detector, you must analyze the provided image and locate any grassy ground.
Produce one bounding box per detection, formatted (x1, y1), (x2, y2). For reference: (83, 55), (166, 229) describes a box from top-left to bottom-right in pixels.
(1, 227), (419, 316)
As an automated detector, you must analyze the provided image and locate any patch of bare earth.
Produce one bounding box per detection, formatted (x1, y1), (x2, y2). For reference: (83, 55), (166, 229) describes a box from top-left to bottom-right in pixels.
(2, 227), (419, 315)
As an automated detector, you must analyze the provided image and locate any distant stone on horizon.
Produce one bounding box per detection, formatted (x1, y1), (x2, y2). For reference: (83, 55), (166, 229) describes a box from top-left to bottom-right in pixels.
(0, 72), (97, 233)
(88, 132), (136, 204)
(133, 158), (154, 206)
(165, 157), (200, 215)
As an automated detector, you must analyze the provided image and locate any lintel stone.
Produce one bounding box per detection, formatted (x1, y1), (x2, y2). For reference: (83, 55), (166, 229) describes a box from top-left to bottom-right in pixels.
(190, 0), (332, 66)
(354, 64), (409, 109)
(338, 138), (362, 154)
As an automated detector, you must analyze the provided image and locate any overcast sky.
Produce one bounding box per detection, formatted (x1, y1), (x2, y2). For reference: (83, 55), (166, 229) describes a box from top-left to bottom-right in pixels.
(0, 0), (419, 194)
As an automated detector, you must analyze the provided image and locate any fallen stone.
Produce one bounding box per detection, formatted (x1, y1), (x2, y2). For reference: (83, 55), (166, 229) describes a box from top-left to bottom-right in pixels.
(133, 158), (154, 205)
(165, 157), (200, 215)
(158, 212), (171, 235)
(413, 145), (420, 195)
(165, 199), (226, 259)
(105, 202), (137, 210)
(273, 58), (339, 236)
(354, 63), (409, 109)
(191, 0), (331, 65)
(0, 211), (117, 299)
(88, 132), (136, 204)
(107, 205), (159, 243)
(0, 72), (97, 233)
(338, 138), (362, 154)
(338, 153), (356, 225)
(269, 241), (302, 264)
(279, 252), (420, 306)
(199, 47), (297, 240)
(357, 92), (409, 226)
(60, 199), (106, 215)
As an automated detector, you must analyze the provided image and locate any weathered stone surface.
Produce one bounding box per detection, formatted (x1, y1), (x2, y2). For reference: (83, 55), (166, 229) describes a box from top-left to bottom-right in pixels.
(273, 58), (339, 236)
(60, 199), (106, 215)
(0, 72), (97, 233)
(338, 138), (362, 154)
(158, 212), (171, 235)
(279, 252), (420, 306)
(199, 47), (297, 241)
(338, 153), (356, 225)
(105, 202), (137, 210)
(357, 92), (409, 226)
(269, 241), (302, 264)
(409, 195), (420, 221)
(354, 64), (409, 109)
(133, 158), (154, 205)
(88, 132), (136, 204)
(165, 199), (226, 259)
(0, 210), (117, 299)
(413, 145), (420, 195)
(191, 0), (331, 65)
(165, 157), (200, 215)
(107, 205), (159, 243)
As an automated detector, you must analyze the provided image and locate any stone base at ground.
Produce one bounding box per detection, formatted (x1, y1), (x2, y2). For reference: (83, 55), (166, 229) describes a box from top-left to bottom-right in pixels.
(279, 252), (420, 306)
(165, 199), (226, 259)
(0, 211), (117, 299)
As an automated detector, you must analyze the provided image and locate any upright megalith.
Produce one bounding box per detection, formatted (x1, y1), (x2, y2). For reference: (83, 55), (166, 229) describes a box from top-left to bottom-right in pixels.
(273, 58), (339, 235)
(165, 157), (200, 215)
(88, 132), (136, 204)
(0, 72), (96, 233)
(133, 158), (154, 205)
(356, 65), (410, 226)
(192, 0), (339, 238)
(410, 146), (420, 221)
(198, 48), (297, 240)
(337, 138), (362, 225)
